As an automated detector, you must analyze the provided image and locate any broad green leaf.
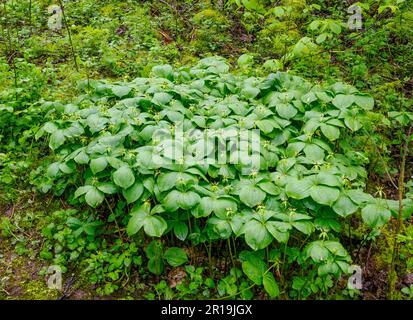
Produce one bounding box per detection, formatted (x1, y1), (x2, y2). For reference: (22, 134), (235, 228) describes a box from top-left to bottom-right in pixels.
(85, 187), (104, 208)
(332, 94), (355, 109)
(122, 181), (144, 204)
(144, 216), (167, 237)
(320, 124), (340, 141)
(243, 220), (273, 250)
(96, 182), (118, 194)
(164, 247), (188, 267)
(333, 195), (358, 217)
(239, 185), (266, 208)
(174, 222), (188, 241)
(113, 166), (135, 189)
(310, 185), (340, 205)
(285, 177), (312, 199)
(263, 272), (280, 298)
(306, 241), (329, 262)
(90, 157), (108, 174)
(361, 202), (391, 228)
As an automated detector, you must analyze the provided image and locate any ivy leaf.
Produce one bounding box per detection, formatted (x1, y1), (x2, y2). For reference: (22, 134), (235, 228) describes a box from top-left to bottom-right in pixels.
(113, 166), (135, 189)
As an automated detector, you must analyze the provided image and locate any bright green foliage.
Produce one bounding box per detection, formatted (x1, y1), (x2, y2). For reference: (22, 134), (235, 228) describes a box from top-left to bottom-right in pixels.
(35, 57), (404, 295)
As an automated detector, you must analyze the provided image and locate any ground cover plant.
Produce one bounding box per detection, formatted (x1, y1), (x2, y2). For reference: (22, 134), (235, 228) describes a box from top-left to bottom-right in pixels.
(0, 0), (412, 300)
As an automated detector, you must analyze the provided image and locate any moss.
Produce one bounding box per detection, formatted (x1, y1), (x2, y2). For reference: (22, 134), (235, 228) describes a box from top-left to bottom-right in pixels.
(21, 280), (60, 300)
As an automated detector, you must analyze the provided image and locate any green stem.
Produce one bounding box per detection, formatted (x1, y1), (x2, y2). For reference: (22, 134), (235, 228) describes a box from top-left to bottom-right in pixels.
(58, 0), (79, 71)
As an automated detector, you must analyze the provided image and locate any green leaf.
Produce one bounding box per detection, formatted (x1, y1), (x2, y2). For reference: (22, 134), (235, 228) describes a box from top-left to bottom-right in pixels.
(152, 64), (173, 79)
(174, 222), (188, 241)
(241, 255), (266, 285)
(320, 124), (340, 141)
(263, 273), (280, 298)
(306, 241), (329, 262)
(144, 216), (168, 237)
(90, 157), (108, 174)
(276, 103), (297, 119)
(113, 166), (135, 189)
(361, 202), (391, 228)
(163, 190), (201, 211)
(239, 185), (266, 207)
(354, 95), (374, 110)
(286, 177), (312, 199)
(266, 221), (290, 243)
(96, 182), (118, 194)
(112, 85), (131, 98)
(148, 258), (164, 275)
(85, 187), (104, 208)
(126, 208), (148, 236)
(243, 220), (273, 250)
(332, 94), (355, 109)
(310, 185), (340, 205)
(49, 130), (66, 150)
(333, 195), (358, 217)
(164, 247), (188, 267)
(122, 181), (144, 204)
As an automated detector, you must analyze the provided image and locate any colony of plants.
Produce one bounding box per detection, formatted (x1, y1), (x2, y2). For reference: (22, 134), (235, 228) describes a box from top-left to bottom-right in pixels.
(0, 0), (412, 300)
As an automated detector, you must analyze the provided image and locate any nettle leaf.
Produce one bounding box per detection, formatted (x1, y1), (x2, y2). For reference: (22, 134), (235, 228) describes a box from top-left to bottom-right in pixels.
(164, 247), (188, 267)
(361, 200), (391, 228)
(243, 220), (273, 251)
(113, 166), (135, 189)
(239, 184), (266, 207)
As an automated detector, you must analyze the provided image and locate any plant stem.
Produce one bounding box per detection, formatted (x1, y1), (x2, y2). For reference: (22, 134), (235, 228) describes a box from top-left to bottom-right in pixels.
(388, 126), (412, 299)
(58, 0), (79, 71)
